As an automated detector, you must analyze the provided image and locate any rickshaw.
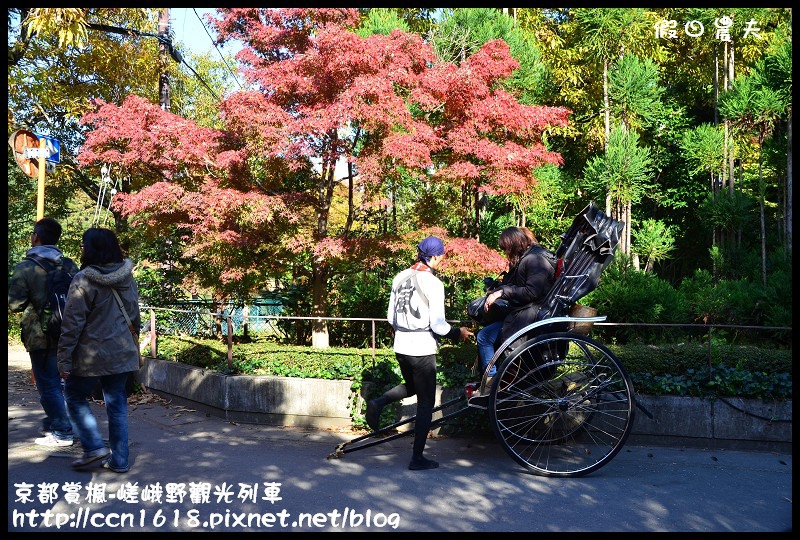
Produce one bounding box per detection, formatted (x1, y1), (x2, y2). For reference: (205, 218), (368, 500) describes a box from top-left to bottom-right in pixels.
(329, 203), (647, 478)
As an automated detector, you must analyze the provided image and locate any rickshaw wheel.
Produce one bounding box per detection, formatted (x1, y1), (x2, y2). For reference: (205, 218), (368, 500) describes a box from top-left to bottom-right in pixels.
(489, 332), (635, 478)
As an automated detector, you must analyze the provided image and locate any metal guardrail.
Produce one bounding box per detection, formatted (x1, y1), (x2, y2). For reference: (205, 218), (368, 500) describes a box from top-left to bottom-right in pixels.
(138, 306), (791, 371)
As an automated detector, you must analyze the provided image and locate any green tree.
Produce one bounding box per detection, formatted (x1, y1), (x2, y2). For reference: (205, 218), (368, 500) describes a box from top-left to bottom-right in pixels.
(7, 8), (249, 304)
(572, 9), (651, 152)
(609, 54), (664, 133)
(357, 8), (437, 36)
(427, 8), (552, 238)
(583, 124), (655, 258)
(7, 8), (162, 266)
(632, 218), (676, 273)
(607, 53), (666, 253)
(759, 33), (792, 257)
(681, 123), (726, 193)
(514, 8), (659, 240)
(355, 8), (409, 37)
(680, 122), (730, 271)
(720, 60), (788, 286)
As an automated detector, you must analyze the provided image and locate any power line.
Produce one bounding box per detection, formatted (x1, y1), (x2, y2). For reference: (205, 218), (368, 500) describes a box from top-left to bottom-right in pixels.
(181, 60), (222, 102)
(87, 21), (221, 103)
(191, 8), (244, 91)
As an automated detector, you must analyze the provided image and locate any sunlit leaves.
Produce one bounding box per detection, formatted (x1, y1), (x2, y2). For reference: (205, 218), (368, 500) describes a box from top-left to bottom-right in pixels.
(24, 8), (91, 49)
(75, 8), (573, 309)
(681, 123), (726, 177)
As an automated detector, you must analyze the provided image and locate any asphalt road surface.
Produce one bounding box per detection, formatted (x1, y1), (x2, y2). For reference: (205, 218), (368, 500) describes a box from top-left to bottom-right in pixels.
(7, 346), (792, 533)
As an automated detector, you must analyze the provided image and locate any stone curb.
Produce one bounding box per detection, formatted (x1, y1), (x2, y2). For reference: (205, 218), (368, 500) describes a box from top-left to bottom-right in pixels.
(137, 357), (792, 453)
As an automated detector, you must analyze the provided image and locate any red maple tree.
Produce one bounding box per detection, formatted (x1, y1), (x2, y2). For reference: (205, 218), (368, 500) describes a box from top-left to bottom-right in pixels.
(77, 8), (569, 346)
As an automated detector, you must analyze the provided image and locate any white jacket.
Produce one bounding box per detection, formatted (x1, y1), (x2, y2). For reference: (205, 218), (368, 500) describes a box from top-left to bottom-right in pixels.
(387, 267), (454, 356)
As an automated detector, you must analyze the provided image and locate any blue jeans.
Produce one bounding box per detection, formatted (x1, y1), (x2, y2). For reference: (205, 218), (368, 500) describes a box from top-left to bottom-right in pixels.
(477, 321), (503, 377)
(29, 348), (73, 439)
(64, 372), (131, 470)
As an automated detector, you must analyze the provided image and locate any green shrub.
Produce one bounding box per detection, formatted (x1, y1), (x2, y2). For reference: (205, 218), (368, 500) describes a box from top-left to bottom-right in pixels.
(631, 367), (792, 401)
(587, 266), (690, 343)
(615, 341), (792, 400)
(609, 342), (792, 375)
(155, 335), (791, 405)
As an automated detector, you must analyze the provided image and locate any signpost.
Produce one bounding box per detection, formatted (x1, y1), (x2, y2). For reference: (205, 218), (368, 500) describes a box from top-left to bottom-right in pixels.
(8, 129), (40, 178)
(34, 133), (61, 163)
(8, 130), (61, 220)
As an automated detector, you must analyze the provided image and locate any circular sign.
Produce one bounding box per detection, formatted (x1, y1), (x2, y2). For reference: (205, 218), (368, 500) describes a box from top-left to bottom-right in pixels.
(8, 129), (40, 178)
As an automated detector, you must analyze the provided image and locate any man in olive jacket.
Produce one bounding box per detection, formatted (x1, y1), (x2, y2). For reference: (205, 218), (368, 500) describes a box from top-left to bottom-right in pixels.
(8, 217), (78, 446)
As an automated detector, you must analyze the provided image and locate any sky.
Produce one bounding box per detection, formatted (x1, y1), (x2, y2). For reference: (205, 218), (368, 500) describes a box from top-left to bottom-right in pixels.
(167, 8), (352, 180)
(170, 8), (227, 58)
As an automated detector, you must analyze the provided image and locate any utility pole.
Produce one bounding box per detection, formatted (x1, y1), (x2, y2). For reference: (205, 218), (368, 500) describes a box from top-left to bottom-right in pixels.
(158, 8), (171, 111)
(87, 12), (183, 111)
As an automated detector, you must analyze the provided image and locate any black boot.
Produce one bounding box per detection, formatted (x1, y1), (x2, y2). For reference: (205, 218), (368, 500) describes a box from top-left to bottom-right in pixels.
(409, 455), (439, 471)
(366, 399), (383, 432)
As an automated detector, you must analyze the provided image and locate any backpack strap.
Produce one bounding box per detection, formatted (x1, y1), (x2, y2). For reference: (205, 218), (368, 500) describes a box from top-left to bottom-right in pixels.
(24, 254), (56, 273)
(24, 255), (66, 351)
(111, 288), (138, 339)
(25, 255), (75, 281)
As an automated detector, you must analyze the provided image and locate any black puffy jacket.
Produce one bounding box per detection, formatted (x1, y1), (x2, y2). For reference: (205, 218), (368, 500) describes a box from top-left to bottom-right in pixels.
(497, 245), (557, 346)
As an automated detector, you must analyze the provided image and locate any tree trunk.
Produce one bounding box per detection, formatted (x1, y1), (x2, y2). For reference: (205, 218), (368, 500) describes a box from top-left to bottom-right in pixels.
(311, 261), (329, 349)
(211, 298), (223, 336)
(344, 162), (354, 237)
(759, 142), (767, 287)
(727, 42), (737, 258)
(710, 171), (717, 275)
(787, 110), (793, 256)
(390, 183), (397, 233)
(713, 43), (719, 127)
(460, 183), (470, 237)
(310, 164), (335, 349)
(727, 41), (736, 199)
(474, 186), (482, 241)
(737, 159), (743, 249)
(604, 57), (612, 217)
(626, 200), (632, 258)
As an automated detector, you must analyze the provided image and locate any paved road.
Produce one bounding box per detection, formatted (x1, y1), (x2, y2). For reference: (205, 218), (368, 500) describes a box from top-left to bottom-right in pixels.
(7, 345), (792, 532)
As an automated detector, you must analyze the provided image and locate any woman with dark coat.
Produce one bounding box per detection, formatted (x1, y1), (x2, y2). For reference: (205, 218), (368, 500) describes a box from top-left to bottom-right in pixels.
(474, 226), (556, 395)
(58, 228), (140, 473)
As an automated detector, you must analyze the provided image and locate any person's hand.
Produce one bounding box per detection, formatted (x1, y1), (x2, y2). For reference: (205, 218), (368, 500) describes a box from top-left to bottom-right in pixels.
(485, 290), (503, 310)
(459, 326), (474, 341)
(59, 371), (70, 379)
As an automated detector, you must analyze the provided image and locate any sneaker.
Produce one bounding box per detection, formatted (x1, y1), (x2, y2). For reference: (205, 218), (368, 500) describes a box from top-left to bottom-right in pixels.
(409, 456), (439, 471)
(467, 376), (494, 406)
(71, 447), (111, 470)
(365, 400), (382, 432)
(34, 433), (74, 447)
(102, 459), (130, 474)
(468, 392), (490, 408)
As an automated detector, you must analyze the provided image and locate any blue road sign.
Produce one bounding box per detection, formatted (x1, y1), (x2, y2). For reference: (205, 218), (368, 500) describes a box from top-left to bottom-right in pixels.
(33, 133), (61, 163)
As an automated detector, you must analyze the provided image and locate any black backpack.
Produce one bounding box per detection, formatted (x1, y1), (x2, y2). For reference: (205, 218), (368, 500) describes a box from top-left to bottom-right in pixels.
(25, 255), (75, 343)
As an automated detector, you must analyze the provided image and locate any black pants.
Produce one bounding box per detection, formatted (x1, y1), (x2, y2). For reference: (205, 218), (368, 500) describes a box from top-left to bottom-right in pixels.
(377, 353), (437, 457)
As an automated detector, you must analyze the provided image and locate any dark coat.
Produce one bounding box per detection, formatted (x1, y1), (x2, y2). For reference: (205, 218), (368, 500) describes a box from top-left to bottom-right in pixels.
(8, 246), (80, 352)
(57, 259), (140, 376)
(497, 245), (557, 346)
